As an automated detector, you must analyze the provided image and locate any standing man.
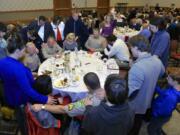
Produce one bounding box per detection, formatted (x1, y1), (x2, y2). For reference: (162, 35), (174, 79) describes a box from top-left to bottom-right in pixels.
(150, 17), (170, 68)
(28, 16), (54, 43)
(64, 10), (89, 50)
(51, 15), (65, 48)
(0, 34), (56, 135)
(127, 35), (165, 135)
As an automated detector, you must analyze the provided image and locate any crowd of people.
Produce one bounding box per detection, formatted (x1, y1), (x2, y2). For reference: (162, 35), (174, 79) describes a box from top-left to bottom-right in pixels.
(0, 6), (180, 135)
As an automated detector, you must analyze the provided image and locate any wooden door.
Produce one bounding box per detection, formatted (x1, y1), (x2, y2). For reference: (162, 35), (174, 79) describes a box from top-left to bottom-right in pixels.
(97, 0), (110, 15)
(53, 0), (72, 17)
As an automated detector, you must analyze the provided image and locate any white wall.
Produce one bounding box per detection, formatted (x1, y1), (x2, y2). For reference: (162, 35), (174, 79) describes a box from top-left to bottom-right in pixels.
(0, 0), (53, 11)
(0, 0), (179, 12)
(87, 0), (97, 7)
(72, 0), (86, 8)
(72, 0), (97, 8)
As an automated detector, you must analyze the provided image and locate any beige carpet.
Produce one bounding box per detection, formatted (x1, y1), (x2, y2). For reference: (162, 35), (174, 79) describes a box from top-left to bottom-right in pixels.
(139, 110), (180, 135)
(163, 110), (180, 135)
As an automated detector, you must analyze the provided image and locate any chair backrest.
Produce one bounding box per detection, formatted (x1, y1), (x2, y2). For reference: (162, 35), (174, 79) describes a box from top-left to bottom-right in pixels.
(0, 120), (18, 135)
(0, 80), (6, 106)
(170, 40), (179, 56)
(25, 105), (61, 135)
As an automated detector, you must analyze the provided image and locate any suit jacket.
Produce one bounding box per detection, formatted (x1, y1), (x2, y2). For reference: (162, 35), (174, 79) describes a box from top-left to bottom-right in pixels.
(64, 17), (89, 46)
(28, 20), (55, 42)
(20, 26), (43, 50)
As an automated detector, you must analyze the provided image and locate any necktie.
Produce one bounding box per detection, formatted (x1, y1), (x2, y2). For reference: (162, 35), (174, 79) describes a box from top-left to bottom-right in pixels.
(57, 27), (62, 41)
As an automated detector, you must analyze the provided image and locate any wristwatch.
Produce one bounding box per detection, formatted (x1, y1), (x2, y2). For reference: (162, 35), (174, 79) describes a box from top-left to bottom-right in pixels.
(41, 105), (46, 110)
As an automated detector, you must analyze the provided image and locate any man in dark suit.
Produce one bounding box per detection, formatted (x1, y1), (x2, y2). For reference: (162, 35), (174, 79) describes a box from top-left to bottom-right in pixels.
(28, 16), (54, 43)
(64, 10), (89, 50)
(50, 15), (65, 48)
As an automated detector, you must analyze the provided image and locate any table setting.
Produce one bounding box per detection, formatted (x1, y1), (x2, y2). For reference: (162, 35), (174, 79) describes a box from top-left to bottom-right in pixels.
(38, 50), (119, 101)
(113, 26), (139, 42)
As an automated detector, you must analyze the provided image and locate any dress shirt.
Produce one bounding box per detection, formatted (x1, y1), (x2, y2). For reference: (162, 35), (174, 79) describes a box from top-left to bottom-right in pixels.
(104, 39), (130, 61)
(51, 22), (65, 41)
(38, 25), (45, 41)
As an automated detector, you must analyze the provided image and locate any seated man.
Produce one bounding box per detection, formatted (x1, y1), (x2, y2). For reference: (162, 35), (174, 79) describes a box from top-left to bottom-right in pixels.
(42, 37), (62, 59)
(104, 35), (130, 66)
(85, 28), (106, 52)
(82, 74), (134, 135)
(28, 75), (60, 128)
(24, 42), (41, 72)
(26, 75), (61, 135)
(32, 72), (105, 117)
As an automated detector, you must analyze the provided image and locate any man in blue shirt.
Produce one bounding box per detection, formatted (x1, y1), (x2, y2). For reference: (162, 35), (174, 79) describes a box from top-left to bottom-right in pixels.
(150, 17), (170, 68)
(148, 72), (180, 135)
(0, 34), (56, 135)
(128, 35), (165, 135)
(0, 35), (56, 107)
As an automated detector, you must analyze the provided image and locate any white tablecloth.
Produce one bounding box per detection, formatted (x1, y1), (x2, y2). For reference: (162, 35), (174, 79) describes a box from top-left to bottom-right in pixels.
(113, 27), (139, 41)
(38, 51), (119, 101)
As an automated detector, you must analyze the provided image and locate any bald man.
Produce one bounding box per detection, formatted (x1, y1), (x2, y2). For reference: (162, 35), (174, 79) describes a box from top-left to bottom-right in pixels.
(24, 42), (41, 72)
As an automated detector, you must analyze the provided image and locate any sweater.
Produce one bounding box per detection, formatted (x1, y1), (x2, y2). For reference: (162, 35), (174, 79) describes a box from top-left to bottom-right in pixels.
(0, 57), (47, 107)
(82, 102), (134, 135)
(85, 35), (106, 52)
(152, 86), (180, 117)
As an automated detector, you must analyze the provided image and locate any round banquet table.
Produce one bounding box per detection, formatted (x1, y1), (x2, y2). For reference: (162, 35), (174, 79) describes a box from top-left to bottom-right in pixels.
(38, 51), (119, 101)
(113, 27), (139, 41)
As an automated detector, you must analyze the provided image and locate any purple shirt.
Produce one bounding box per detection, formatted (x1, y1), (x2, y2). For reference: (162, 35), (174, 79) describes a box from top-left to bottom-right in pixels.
(101, 21), (115, 37)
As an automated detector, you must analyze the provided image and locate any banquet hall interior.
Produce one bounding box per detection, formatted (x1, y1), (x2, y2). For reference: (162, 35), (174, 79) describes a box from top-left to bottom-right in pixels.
(0, 0), (180, 135)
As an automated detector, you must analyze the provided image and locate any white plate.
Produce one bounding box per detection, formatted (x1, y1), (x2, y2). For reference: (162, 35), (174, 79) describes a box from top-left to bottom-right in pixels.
(70, 81), (80, 87)
(53, 79), (69, 88)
